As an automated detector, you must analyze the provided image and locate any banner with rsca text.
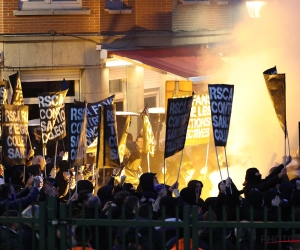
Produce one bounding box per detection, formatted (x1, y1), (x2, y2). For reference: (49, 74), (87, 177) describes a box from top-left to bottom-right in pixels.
(164, 96), (193, 158)
(208, 84), (234, 147)
(2, 104), (28, 166)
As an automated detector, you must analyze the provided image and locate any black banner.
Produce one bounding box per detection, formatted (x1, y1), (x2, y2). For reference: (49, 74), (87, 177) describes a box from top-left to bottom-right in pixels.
(38, 89), (68, 148)
(79, 95), (114, 146)
(2, 105), (28, 166)
(68, 103), (86, 167)
(164, 96), (193, 158)
(0, 81), (7, 105)
(0, 81), (8, 137)
(97, 104), (120, 169)
(208, 84), (234, 147)
(9, 72), (24, 106)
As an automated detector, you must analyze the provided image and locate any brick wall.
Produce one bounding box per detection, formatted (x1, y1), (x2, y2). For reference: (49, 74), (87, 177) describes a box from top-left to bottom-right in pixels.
(1, 0), (100, 34)
(100, 0), (172, 33)
(99, 0), (136, 34)
(172, 3), (233, 32)
(135, 0), (172, 31)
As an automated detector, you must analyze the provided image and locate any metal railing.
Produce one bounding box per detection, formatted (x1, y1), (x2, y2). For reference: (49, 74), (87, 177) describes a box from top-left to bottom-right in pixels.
(0, 197), (300, 250)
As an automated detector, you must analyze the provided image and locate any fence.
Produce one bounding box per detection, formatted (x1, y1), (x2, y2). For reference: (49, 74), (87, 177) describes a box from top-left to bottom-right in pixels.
(1, 197), (300, 250)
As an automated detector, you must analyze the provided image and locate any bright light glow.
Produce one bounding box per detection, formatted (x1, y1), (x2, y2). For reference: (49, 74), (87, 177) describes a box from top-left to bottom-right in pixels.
(105, 60), (132, 67)
(246, 1), (266, 18)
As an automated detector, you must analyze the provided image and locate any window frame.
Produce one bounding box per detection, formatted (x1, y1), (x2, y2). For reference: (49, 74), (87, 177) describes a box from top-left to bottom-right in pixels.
(20, 0), (83, 10)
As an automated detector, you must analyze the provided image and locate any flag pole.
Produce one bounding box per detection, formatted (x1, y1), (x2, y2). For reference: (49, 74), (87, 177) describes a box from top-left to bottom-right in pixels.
(176, 150), (184, 183)
(75, 166), (78, 194)
(215, 146), (225, 194)
(164, 158), (166, 187)
(204, 143), (209, 180)
(147, 153), (150, 173)
(54, 141), (58, 169)
(224, 146), (232, 194)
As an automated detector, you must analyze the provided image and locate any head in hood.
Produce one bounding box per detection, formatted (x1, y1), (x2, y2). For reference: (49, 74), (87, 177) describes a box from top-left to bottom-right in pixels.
(97, 185), (113, 207)
(188, 180), (203, 197)
(180, 187), (197, 205)
(139, 173), (156, 192)
(244, 168), (261, 185)
(77, 180), (94, 194)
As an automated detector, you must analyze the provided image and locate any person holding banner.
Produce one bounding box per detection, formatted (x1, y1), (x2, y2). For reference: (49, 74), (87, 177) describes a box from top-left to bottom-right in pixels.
(243, 157), (290, 198)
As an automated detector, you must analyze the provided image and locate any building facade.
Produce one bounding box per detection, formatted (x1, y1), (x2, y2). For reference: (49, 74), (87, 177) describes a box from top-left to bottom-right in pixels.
(0, 0), (237, 138)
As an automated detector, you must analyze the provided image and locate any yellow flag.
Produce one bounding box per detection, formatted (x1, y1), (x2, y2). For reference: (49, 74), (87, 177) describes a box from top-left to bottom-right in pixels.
(263, 67), (286, 135)
(118, 115), (131, 163)
(142, 110), (155, 156)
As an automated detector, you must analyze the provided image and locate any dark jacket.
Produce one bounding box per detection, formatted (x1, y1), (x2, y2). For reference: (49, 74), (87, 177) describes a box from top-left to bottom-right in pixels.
(0, 226), (21, 250)
(0, 187), (39, 216)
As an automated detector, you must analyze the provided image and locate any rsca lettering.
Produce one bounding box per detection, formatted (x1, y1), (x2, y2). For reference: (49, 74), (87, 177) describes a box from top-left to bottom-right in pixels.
(169, 101), (190, 115)
(209, 87), (233, 101)
(38, 94), (64, 108)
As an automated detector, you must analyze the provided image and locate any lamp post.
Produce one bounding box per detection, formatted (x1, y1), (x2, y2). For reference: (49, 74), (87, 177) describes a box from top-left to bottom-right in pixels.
(246, 0), (266, 18)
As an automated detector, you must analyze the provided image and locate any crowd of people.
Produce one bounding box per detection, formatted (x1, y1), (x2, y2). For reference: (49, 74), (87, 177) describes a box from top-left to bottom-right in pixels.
(1, 133), (300, 250)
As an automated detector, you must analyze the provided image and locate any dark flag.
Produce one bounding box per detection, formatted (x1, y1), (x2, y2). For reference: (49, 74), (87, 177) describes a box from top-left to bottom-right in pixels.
(208, 84), (234, 147)
(164, 96), (193, 158)
(97, 104), (120, 169)
(79, 95), (115, 146)
(2, 104), (28, 166)
(38, 89), (68, 148)
(9, 72), (24, 106)
(263, 66), (286, 135)
(68, 103), (87, 168)
(0, 81), (7, 104)
(0, 81), (8, 137)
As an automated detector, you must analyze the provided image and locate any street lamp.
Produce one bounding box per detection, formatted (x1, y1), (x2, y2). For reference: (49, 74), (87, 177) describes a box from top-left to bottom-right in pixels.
(246, 1), (266, 18)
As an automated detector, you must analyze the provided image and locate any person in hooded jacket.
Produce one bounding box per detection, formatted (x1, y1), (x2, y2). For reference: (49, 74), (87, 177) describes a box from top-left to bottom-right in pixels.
(243, 157), (290, 198)
(137, 172), (158, 204)
(54, 160), (70, 201)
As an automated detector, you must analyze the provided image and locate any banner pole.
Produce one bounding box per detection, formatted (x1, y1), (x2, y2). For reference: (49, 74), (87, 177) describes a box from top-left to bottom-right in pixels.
(224, 146), (232, 194)
(287, 129), (291, 158)
(215, 146), (225, 194)
(147, 153), (150, 173)
(2, 166), (5, 184)
(176, 150), (184, 183)
(164, 158), (166, 187)
(43, 147), (47, 178)
(26, 128), (32, 150)
(23, 165), (25, 184)
(54, 141), (58, 168)
(75, 166), (78, 194)
(204, 143), (209, 180)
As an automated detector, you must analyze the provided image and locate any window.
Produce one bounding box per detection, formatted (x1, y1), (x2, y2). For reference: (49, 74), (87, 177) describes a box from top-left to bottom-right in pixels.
(106, 0), (124, 10)
(144, 88), (160, 108)
(22, 80), (77, 120)
(19, 0), (82, 10)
